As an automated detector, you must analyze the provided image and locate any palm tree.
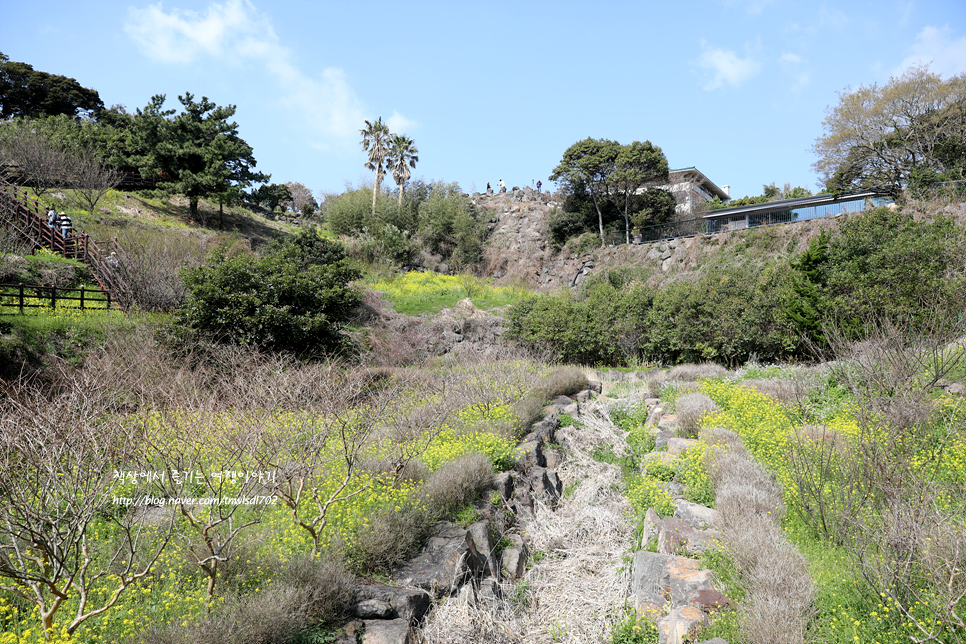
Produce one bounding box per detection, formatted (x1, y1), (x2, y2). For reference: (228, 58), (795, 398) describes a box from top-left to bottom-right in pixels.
(359, 117), (391, 215)
(389, 135), (419, 207)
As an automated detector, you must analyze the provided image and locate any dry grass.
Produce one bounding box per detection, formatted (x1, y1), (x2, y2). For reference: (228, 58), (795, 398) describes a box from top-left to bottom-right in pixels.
(137, 553), (357, 644)
(707, 429), (815, 644)
(420, 407), (634, 644)
(675, 392), (721, 438)
(666, 362), (729, 382)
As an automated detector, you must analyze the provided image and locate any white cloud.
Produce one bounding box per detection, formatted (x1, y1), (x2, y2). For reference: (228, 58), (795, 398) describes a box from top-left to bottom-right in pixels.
(695, 40), (762, 90)
(124, 1), (414, 146)
(895, 25), (966, 78)
(386, 111), (420, 136)
(124, 0), (266, 64)
(779, 52), (801, 64)
(720, 0), (774, 15)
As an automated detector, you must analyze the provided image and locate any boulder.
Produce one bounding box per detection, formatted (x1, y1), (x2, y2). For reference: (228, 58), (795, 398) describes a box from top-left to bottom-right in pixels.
(466, 520), (500, 579)
(639, 507), (662, 548)
(657, 606), (707, 644)
(353, 599), (393, 619)
(673, 500), (719, 529)
(517, 440), (546, 468)
(392, 522), (482, 594)
(355, 584), (432, 624)
(362, 618), (417, 644)
(501, 534), (529, 579)
(666, 556), (717, 608)
(657, 517), (697, 555)
(631, 550), (672, 609)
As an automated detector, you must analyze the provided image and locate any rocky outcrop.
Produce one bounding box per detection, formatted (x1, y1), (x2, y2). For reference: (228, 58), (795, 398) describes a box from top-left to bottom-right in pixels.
(354, 385), (599, 644)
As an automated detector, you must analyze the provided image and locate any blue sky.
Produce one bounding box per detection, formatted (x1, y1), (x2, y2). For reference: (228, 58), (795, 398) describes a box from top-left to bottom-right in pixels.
(3, 0), (965, 200)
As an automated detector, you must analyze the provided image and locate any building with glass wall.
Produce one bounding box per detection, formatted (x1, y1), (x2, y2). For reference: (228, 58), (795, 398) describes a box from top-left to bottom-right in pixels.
(703, 190), (892, 234)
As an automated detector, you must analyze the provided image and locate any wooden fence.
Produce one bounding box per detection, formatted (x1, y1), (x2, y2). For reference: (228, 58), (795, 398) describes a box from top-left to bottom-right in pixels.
(0, 283), (116, 314)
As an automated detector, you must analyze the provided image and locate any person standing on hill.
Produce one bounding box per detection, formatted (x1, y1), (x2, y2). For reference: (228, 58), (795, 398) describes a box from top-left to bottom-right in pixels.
(46, 208), (57, 228)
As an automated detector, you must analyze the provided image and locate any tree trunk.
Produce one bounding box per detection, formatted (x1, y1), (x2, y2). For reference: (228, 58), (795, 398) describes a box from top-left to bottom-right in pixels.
(591, 193), (606, 248)
(371, 169), (381, 215)
(398, 182), (404, 207)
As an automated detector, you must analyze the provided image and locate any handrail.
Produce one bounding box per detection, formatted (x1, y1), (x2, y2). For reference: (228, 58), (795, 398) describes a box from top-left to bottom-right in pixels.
(0, 178), (130, 306)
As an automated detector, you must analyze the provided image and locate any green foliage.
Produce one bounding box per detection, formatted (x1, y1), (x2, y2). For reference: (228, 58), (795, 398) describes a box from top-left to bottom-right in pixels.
(417, 181), (484, 267)
(125, 93), (269, 219)
(787, 208), (966, 344)
(625, 475), (676, 517)
(610, 608), (660, 644)
(174, 228), (361, 355)
(507, 280), (652, 366)
(631, 188), (676, 229)
(0, 54), (104, 119)
(250, 183), (292, 212)
(642, 263), (799, 366)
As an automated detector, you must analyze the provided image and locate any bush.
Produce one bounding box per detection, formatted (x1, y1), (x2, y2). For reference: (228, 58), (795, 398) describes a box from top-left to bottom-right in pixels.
(643, 263), (799, 366)
(507, 281), (651, 366)
(174, 228), (361, 355)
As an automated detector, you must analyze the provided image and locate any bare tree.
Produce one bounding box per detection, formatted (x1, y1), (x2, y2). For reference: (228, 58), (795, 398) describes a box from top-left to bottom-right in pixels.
(0, 373), (171, 639)
(0, 122), (70, 199)
(141, 408), (271, 601)
(65, 146), (122, 215)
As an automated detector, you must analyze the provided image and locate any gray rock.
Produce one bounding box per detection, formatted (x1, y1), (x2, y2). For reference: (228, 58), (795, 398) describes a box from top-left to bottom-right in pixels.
(658, 517), (697, 555)
(491, 471), (514, 502)
(466, 520), (500, 579)
(501, 534), (529, 579)
(392, 522), (481, 594)
(353, 599), (393, 619)
(663, 481), (687, 499)
(631, 550), (672, 609)
(355, 584), (432, 624)
(673, 499), (718, 529)
(517, 440), (546, 468)
(362, 618), (416, 644)
(639, 507), (662, 548)
(655, 430), (674, 450)
(657, 606), (707, 644)
(666, 556), (717, 608)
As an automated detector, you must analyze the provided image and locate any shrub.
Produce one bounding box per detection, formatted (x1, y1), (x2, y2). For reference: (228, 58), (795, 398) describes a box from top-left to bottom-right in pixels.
(174, 228), (361, 355)
(644, 263), (800, 366)
(506, 281), (651, 366)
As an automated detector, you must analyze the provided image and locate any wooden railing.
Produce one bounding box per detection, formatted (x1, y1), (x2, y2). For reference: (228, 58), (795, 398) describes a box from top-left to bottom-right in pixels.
(0, 283), (116, 314)
(0, 177), (129, 305)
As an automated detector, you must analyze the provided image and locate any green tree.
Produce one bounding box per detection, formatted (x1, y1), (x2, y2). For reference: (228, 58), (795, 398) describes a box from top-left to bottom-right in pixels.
(388, 135), (418, 207)
(609, 140), (669, 243)
(812, 64), (966, 196)
(128, 93), (268, 220)
(250, 183), (292, 212)
(175, 229), (361, 355)
(360, 117), (391, 216)
(632, 188), (676, 230)
(0, 53), (104, 119)
(418, 181), (483, 266)
(550, 138), (620, 247)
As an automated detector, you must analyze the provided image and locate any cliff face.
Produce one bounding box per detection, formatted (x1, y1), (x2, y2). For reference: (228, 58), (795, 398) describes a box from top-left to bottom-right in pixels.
(478, 190), (966, 291)
(476, 187), (841, 291)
